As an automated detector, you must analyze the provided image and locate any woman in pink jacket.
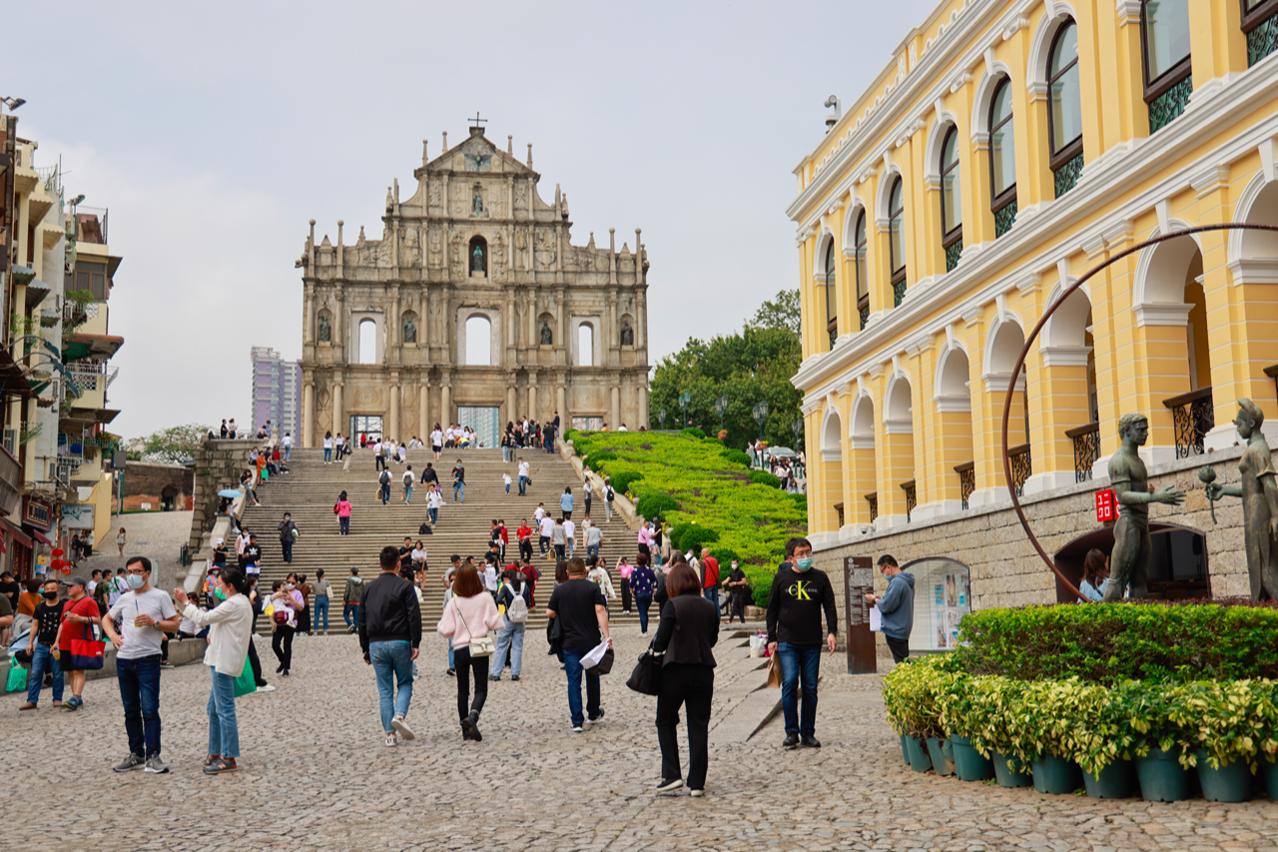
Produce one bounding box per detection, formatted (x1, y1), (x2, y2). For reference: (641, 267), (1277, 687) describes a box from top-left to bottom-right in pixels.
(334, 491), (352, 536)
(436, 564), (503, 742)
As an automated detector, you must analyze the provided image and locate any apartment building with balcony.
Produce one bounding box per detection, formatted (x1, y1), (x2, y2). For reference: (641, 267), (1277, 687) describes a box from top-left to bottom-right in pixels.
(791, 0), (1278, 647)
(251, 346), (301, 439)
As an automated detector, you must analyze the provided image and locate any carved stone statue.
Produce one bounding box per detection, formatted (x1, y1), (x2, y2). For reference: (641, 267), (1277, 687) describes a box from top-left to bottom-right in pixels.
(1104, 413), (1186, 601)
(403, 316), (417, 344)
(472, 243), (485, 274)
(318, 314), (331, 343)
(620, 318), (634, 346)
(540, 320), (553, 346)
(472, 189), (484, 217)
(1205, 399), (1278, 601)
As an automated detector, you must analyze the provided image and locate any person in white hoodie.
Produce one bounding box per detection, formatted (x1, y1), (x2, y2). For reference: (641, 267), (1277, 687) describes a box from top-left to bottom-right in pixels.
(174, 568), (253, 774)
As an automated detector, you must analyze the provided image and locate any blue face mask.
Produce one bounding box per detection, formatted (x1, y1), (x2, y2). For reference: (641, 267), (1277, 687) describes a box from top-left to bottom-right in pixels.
(126, 574), (145, 590)
(794, 557), (813, 572)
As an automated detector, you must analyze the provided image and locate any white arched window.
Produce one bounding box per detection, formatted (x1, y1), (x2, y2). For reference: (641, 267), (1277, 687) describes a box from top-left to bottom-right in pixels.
(465, 315), (492, 366)
(358, 319), (377, 365)
(888, 177), (906, 306)
(577, 323), (594, 367)
(1048, 19), (1084, 197)
(1142, 0), (1192, 132)
(853, 211), (869, 328)
(824, 241), (837, 349)
(940, 126), (963, 271)
(989, 77), (1017, 237)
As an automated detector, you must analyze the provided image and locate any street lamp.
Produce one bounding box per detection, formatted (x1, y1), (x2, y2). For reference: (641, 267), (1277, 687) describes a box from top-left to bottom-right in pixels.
(658, 407), (667, 430)
(752, 400), (769, 441)
(715, 395), (728, 432)
(679, 392), (691, 428)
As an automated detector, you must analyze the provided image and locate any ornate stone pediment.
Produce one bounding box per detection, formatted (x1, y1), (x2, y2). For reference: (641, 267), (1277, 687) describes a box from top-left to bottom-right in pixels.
(420, 130), (537, 179)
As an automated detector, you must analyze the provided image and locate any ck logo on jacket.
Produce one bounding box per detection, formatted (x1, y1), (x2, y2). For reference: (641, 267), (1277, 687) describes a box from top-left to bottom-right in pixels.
(786, 580), (814, 601)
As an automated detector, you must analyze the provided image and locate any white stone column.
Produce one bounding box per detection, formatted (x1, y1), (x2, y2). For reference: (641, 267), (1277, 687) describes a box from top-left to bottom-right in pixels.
(302, 375), (315, 447)
(332, 379), (344, 439)
(389, 378), (401, 441)
(420, 376), (431, 436)
(610, 384), (621, 429)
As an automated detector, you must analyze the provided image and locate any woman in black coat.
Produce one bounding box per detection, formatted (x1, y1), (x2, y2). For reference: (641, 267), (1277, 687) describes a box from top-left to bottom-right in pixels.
(652, 563), (719, 796)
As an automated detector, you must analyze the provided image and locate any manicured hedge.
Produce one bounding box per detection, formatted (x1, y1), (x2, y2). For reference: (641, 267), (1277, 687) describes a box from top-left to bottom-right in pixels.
(670, 523), (719, 554)
(953, 603), (1278, 684)
(723, 448), (752, 467)
(569, 430), (805, 606)
(681, 427), (705, 439)
(608, 471), (644, 495)
(749, 470), (781, 488)
(635, 494), (678, 521)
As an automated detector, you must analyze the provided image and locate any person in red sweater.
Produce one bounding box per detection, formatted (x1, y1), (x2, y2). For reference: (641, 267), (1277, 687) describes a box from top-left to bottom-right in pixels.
(516, 519), (533, 563)
(700, 549), (721, 623)
(59, 577), (101, 711)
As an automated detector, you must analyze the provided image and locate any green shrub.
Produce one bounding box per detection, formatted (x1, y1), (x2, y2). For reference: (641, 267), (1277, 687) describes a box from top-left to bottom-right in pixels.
(635, 493), (679, 521)
(563, 429), (581, 443)
(583, 450), (616, 467)
(749, 469), (781, 488)
(789, 493), (807, 513)
(679, 526), (719, 554)
(722, 449), (752, 467)
(680, 427), (705, 439)
(744, 565), (776, 608)
(608, 471), (643, 495)
(953, 603), (1278, 684)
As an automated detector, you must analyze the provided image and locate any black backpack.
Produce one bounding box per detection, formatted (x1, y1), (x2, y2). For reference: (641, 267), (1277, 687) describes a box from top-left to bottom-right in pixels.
(419, 522), (432, 535)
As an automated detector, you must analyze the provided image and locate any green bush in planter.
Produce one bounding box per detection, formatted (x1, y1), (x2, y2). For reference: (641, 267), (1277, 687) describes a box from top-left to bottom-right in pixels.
(749, 469), (782, 488)
(722, 448), (752, 467)
(1167, 679), (1278, 772)
(883, 655), (959, 740)
(680, 427), (705, 439)
(635, 494), (678, 522)
(608, 471), (644, 495)
(583, 450), (617, 469)
(563, 429), (581, 443)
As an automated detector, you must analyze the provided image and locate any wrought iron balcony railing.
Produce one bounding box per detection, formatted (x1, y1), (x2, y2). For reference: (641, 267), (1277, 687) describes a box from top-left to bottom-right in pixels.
(1008, 443), (1032, 497)
(1163, 387), (1213, 459)
(1065, 421), (1100, 483)
(901, 480), (916, 523)
(955, 462), (974, 510)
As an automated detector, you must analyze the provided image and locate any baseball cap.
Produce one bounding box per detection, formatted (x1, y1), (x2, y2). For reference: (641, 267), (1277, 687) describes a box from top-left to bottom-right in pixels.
(215, 537), (224, 545)
(66, 576), (88, 589)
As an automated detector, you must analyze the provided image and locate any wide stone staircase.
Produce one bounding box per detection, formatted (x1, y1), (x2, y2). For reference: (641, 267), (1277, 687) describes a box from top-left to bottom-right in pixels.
(238, 447), (643, 636)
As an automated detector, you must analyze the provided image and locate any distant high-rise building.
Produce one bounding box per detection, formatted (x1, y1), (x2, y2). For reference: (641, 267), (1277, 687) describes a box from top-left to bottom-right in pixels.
(251, 347), (301, 439)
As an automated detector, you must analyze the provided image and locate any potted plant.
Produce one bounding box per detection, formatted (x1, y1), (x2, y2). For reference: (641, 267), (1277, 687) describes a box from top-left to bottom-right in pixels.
(1174, 680), (1265, 803)
(937, 672), (995, 782)
(1005, 679), (1085, 794)
(1071, 682), (1139, 799)
(1122, 681), (1194, 802)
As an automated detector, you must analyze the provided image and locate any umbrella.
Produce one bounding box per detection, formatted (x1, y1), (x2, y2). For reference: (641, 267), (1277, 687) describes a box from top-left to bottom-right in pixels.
(218, 489), (242, 498)
(764, 446), (799, 459)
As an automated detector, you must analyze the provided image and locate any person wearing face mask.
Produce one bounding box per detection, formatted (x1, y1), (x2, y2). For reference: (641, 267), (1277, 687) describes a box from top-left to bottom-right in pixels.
(863, 554), (915, 665)
(19, 579), (66, 710)
(102, 557), (182, 773)
(270, 577), (304, 676)
(725, 560), (750, 624)
(765, 537), (838, 751)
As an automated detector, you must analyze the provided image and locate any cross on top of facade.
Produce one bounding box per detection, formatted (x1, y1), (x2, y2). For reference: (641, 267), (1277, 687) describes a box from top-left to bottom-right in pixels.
(469, 112), (487, 130)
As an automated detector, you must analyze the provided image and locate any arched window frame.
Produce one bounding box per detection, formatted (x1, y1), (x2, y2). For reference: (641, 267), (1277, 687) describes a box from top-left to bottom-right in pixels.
(888, 178), (906, 306)
(1047, 18), (1083, 170)
(988, 76), (1017, 215)
(824, 240), (837, 348)
(853, 211), (869, 328)
(939, 126), (963, 270)
(1240, 0), (1278, 66)
(1140, 0), (1192, 103)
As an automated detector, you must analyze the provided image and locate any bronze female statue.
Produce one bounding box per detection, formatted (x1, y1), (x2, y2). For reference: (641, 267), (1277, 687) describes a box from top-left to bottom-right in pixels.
(1206, 398), (1278, 601)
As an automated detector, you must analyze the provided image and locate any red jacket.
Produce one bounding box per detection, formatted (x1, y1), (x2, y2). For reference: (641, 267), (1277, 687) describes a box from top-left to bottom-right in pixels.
(702, 556), (720, 589)
(516, 525), (532, 541)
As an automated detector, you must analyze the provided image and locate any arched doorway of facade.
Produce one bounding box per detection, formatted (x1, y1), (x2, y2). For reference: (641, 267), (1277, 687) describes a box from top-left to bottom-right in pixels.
(160, 485), (178, 512)
(898, 556), (971, 651)
(1052, 522), (1209, 602)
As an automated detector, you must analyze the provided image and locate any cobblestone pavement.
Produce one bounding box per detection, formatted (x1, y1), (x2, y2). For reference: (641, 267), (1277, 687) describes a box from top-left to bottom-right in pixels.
(8, 625), (1277, 852)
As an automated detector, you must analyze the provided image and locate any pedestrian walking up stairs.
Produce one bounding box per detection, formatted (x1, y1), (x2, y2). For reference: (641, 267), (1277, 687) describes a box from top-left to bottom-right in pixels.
(238, 447), (643, 637)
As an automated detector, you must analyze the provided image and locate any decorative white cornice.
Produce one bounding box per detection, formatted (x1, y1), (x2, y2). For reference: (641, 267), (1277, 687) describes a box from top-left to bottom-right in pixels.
(1227, 258), (1278, 285)
(1115, 0), (1141, 27)
(1133, 303), (1193, 327)
(883, 417), (914, 435)
(1039, 344), (1093, 367)
(1192, 164), (1232, 198)
(982, 371), (1026, 394)
(934, 394), (973, 413)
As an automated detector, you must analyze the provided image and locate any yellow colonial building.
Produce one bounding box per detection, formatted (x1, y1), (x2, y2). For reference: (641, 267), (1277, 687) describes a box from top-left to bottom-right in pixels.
(791, 0), (1278, 646)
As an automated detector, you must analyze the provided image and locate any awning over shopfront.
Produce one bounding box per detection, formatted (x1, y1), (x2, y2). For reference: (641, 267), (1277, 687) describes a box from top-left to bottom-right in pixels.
(26, 527), (51, 546)
(63, 333), (124, 362)
(2, 518), (33, 550)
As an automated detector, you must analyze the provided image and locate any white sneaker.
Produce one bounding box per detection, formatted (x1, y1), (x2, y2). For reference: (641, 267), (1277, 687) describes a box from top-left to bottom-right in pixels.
(256, 684), (276, 693)
(571, 725), (583, 734)
(384, 733), (398, 747)
(391, 714), (416, 741)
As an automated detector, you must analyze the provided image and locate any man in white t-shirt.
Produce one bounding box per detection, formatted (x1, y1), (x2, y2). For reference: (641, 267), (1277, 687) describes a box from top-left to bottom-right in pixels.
(538, 514), (555, 556)
(402, 466), (415, 504)
(534, 502), (546, 524)
(102, 556), (180, 774)
(373, 440), (385, 472)
(281, 432), (293, 461)
(563, 518), (577, 558)
(517, 458), (531, 496)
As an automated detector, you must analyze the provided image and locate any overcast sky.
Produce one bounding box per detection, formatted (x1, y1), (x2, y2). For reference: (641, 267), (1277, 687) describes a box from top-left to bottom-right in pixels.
(10, 0), (938, 439)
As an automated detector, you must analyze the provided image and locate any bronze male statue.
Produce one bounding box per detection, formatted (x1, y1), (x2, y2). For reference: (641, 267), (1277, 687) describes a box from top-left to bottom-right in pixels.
(1205, 398), (1278, 601)
(1104, 413), (1185, 601)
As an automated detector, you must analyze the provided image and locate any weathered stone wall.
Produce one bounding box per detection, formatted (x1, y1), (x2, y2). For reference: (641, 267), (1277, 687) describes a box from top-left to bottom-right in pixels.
(120, 462), (195, 511)
(813, 447), (1250, 651)
(186, 439), (257, 555)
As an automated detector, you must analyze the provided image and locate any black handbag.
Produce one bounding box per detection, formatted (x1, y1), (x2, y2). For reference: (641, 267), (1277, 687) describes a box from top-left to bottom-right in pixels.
(625, 646), (662, 696)
(596, 648), (615, 675)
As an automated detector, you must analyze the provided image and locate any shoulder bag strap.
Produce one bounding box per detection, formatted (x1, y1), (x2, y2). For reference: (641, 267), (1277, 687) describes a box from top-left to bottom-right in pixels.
(452, 598), (473, 644)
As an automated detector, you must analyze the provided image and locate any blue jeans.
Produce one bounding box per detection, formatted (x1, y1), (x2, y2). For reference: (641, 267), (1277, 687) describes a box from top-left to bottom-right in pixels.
(778, 642), (822, 736)
(380, 483), (390, 504)
(428, 507), (438, 526)
(27, 643), (63, 704)
(586, 544), (599, 560)
(704, 586), (720, 621)
(518, 475), (528, 496)
(343, 603), (358, 629)
(314, 595), (330, 631)
(447, 637), (455, 669)
(370, 640), (414, 734)
(118, 654), (162, 757)
(493, 618), (526, 676)
(282, 538), (293, 563)
(636, 596), (653, 633)
(505, 482), (510, 494)
(207, 667), (239, 759)
(339, 516), (350, 535)
(324, 448), (332, 463)
(404, 484), (413, 503)
(563, 648), (601, 727)
(454, 481), (465, 502)
(283, 445), (291, 461)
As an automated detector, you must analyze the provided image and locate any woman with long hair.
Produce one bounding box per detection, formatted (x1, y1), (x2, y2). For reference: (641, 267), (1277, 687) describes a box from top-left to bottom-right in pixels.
(436, 564), (503, 741)
(174, 568), (253, 774)
(1079, 549), (1110, 602)
(335, 491), (352, 536)
(652, 563), (719, 796)
(323, 430), (333, 464)
(270, 577), (303, 676)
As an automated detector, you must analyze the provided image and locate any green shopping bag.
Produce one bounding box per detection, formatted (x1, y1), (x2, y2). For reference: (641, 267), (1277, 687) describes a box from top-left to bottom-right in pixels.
(232, 654), (256, 697)
(6, 663), (28, 693)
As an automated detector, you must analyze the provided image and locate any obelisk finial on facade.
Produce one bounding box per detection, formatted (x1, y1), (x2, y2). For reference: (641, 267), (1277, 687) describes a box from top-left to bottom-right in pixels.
(442, 131), (448, 154)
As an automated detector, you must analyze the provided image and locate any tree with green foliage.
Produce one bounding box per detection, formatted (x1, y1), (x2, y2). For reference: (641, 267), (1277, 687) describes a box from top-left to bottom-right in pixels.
(648, 290), (804, 450)
(131, 423), (209, 465)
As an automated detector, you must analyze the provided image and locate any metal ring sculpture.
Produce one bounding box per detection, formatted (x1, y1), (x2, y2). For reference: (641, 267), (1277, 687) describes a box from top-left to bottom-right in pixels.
(1000, 223), (1278, 600)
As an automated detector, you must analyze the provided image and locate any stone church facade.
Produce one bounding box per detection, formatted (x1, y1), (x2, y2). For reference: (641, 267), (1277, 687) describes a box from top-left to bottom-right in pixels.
(297, 125), (650, 447)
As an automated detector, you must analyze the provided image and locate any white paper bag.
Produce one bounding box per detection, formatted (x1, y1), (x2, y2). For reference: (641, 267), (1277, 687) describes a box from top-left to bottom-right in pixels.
(869, 605), (882, 633)
(581, 638), (609, 670)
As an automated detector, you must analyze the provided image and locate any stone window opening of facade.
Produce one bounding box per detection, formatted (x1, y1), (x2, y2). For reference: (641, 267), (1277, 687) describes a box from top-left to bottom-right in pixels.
(468, 235), (488, 275)
(888, 177), (907, 306)
(939, 126), (963, 272)
(577, 322), (594, 367)
(358, 318), (377, 365)
(465, 314), (492, 366)
(1048, 19), (1084, 195)
(853, 211), (869, 329)
(988, 76), (1017, 236)
(1142, 0), (1192, 132)
(823, 240), (837, 349)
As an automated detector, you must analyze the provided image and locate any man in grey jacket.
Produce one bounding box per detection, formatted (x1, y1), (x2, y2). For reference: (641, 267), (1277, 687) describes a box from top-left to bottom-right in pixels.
(864, 554), (914, 664)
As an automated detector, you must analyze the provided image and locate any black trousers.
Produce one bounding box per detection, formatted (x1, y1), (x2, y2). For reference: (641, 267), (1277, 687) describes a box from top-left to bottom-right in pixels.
(620, 579), (632, 612)
(272, 624), (294, 670)
(247, 636), (266, 685)
(728, 591), (747, 623)
(519, 538), (533, 562)
(655, 663), (714, 789)
(453, 646), (489, 722)
(885, 635), (910, 664)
